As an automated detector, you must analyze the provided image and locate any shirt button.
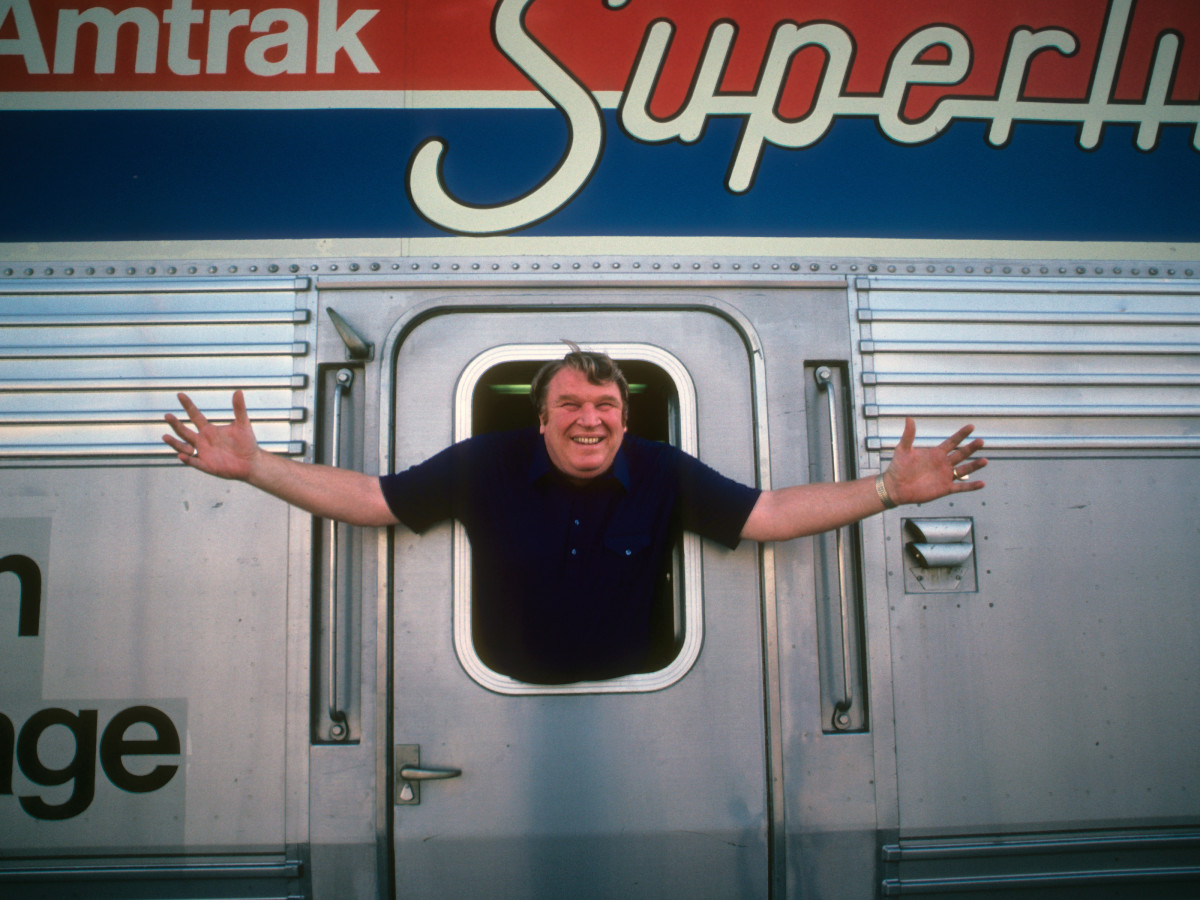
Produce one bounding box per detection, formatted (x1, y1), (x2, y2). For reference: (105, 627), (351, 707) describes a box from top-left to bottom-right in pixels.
(571, 548), (577, 556)
(625, 549), (632, 556)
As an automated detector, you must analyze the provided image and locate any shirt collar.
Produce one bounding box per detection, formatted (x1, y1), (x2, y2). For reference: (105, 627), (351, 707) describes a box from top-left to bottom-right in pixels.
(528, 430), (630, 491)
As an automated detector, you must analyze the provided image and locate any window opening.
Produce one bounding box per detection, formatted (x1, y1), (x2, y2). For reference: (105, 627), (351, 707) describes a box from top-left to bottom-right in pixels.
(453, 344), (701, 695)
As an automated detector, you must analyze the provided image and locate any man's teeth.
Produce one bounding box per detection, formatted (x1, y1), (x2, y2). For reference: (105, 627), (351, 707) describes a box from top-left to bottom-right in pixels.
(574, 436), (602, 444)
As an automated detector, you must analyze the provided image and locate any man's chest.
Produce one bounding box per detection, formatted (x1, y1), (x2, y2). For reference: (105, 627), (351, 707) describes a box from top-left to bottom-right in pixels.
(466, 476), (676, 580)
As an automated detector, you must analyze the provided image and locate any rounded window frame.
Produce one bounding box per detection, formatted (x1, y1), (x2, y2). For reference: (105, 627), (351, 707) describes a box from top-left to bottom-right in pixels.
(452, 342), (703, 695)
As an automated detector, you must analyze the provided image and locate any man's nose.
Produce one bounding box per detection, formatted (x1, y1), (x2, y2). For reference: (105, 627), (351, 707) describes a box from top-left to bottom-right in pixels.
(578, 403), (601, 426)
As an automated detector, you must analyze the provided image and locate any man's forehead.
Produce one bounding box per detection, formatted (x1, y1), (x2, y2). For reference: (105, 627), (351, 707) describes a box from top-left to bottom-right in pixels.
(547, 368), (623, 402)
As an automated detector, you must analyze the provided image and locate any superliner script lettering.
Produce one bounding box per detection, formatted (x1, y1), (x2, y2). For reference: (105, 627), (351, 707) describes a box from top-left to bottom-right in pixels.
(407, 0), (1199, 234)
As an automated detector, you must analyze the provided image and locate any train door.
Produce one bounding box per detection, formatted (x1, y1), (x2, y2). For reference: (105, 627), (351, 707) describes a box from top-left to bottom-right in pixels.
(383, 301), (769, 898)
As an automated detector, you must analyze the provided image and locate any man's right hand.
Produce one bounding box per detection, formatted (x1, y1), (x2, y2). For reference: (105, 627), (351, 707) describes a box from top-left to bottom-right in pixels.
(163, 390), (260, 481)
(164, 390), (399, 527)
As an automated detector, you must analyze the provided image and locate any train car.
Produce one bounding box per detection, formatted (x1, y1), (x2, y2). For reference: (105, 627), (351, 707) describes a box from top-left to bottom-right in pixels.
(2, 0), (1198, 897)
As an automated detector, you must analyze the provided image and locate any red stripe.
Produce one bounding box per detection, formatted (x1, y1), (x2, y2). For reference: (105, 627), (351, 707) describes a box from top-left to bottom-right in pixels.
(0, 0), (1195, 102)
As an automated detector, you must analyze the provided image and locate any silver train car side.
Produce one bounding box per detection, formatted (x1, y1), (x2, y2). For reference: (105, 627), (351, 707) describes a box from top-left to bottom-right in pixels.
(2, 252), (1198, 898)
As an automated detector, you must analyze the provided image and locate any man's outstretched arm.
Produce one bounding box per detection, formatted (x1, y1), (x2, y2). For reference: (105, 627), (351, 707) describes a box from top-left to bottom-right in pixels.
(163, 391), (398, 527)
(741, 418), (986, 542)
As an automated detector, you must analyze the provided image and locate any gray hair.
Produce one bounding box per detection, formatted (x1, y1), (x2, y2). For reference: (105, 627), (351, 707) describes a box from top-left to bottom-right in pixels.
(530, 342), (629, 423)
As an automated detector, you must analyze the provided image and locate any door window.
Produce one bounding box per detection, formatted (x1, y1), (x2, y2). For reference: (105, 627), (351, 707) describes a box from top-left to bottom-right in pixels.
(452, 343), (702, 694)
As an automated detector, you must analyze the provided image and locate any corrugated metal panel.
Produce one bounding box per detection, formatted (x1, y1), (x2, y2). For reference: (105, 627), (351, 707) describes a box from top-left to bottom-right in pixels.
(0, 278), (310, 459)
(855, 278), (1200, 451)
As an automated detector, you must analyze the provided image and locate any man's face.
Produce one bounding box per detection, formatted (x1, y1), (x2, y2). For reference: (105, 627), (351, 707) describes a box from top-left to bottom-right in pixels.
(539, 367), (627, 483)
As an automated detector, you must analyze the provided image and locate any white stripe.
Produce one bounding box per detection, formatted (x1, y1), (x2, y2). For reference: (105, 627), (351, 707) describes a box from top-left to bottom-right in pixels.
(0, 90), (624, 111)
(3, 237), (1197, 263)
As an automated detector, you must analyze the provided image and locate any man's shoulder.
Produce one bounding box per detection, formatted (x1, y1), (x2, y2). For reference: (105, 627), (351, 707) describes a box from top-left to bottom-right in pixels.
(627, 432), (711, 466)
(453, 426), (540, 460)
(390, 427), (537, 480)
(381, 428), (539, 528)
(621, 433), (690, 484)
(622, 432), (679, 459)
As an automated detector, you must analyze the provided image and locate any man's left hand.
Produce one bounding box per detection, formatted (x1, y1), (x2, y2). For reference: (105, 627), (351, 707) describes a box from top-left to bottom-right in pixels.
(883, 417), (987, 505)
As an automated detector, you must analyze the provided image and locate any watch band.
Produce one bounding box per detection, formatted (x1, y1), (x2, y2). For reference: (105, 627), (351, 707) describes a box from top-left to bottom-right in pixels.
(875, 473), (897, 509)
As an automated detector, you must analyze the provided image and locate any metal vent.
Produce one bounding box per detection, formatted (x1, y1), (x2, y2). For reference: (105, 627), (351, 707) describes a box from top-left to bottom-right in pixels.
(855, 277), (1200, 452)
(0, 278), (310, 460)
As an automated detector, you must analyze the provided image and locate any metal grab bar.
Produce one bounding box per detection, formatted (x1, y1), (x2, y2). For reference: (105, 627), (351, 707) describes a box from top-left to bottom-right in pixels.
(398, 765), (463, 782)
(815, 366), (854, 731)
(327, 367), (354, 741)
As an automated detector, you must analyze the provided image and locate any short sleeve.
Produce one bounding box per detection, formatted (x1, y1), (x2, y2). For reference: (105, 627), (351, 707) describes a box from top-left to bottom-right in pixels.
(378, 442), (462, 534)
(673, 451), (761, 549)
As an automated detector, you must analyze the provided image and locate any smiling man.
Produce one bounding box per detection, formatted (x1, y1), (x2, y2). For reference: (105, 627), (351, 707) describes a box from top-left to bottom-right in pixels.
(536, 359), (628, 483)
(164, 343), (986, 683)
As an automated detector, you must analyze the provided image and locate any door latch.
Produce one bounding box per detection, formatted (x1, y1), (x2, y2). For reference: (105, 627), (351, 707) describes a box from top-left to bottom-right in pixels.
(395, 744), (462, 805)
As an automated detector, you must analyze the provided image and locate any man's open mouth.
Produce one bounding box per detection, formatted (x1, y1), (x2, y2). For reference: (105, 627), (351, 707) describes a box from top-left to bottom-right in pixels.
(573, 436), (603, 445)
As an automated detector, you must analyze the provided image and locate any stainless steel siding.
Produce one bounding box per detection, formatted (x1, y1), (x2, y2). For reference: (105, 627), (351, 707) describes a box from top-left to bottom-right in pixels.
(0, 278), (309, 458)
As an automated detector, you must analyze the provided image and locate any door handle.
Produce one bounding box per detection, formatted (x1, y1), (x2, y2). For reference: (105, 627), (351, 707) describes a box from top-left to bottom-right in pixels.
(395, 744), (462, 805)
(815, 366), (855, 730)
(326, 367), (354, 741)
(398, 765), (464, 782)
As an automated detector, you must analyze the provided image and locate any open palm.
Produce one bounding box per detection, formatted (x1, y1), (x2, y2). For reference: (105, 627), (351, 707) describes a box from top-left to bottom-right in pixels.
(886, 417), (987, 505)
(163, 390), (260, 480)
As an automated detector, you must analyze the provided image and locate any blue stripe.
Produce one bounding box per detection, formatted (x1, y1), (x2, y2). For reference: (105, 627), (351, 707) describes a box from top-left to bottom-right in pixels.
(2, 109), (1196, 242)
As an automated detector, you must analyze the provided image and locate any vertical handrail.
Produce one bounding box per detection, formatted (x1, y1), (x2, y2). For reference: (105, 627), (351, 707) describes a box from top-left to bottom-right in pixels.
(815, 366), (854, 731)
(327, 367), (354, 741)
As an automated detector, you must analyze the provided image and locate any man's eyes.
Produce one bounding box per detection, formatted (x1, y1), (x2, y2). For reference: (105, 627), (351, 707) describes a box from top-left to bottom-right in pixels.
(556, 400), (618, 411)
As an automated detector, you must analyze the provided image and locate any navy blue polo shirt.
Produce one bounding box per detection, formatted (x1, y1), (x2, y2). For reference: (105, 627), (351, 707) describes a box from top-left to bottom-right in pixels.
(379, 428), (761, 684)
